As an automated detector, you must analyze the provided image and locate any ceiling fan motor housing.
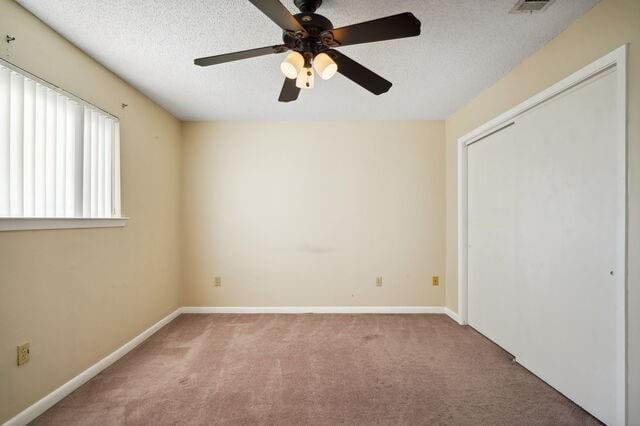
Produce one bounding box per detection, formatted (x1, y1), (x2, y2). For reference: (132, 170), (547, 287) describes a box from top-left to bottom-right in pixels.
(294, 0), (322, 13)
(283, 13), (335, 56)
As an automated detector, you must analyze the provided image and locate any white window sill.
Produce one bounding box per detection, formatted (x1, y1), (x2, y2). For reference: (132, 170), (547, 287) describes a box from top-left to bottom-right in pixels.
(0, 217), (129, 232)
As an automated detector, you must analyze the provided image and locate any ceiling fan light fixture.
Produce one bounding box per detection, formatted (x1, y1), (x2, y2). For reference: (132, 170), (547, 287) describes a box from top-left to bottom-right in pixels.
(296, 66), (315, 89)
(193, 1), (422, 103)
(313, 53), (338, 80)
(280, 52), (304, 79)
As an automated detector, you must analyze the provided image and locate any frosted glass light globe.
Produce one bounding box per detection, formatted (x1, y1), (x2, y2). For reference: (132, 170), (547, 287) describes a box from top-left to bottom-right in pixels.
(313, 53), (338, 80)
(280, 52), (304, 79)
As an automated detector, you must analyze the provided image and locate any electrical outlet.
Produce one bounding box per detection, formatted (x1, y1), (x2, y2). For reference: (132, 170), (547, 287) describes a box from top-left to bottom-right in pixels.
(432, 276), (440, 286)
(214, 276), (222, 287)
(17, 342), (30, 366)
(376, 276), (383, 287)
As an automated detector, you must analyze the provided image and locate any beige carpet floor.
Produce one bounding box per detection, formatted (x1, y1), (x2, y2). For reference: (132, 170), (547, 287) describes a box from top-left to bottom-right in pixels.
(33, 314), (600, 425)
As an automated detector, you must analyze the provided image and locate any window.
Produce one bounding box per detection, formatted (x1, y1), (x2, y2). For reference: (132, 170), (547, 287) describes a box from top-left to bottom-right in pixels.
(0, 60), (123, 230)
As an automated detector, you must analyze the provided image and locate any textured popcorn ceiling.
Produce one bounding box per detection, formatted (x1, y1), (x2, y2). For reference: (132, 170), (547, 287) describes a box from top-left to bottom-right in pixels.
(16, 0), (598, 120)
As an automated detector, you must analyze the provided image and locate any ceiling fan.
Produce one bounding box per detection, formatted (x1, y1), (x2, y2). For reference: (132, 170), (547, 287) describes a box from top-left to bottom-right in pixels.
(194, 0), (421, 102)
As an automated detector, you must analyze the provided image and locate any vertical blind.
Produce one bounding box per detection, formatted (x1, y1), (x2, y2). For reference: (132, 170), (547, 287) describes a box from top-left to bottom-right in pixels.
(0, 61), (121, 219)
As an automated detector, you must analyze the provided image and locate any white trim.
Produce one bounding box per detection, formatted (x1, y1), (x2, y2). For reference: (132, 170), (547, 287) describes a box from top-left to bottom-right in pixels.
(457, 137), (469, 325)
(3, 308), (181, 426)
(444, 307), (464, 325)
(465, 121), (515, 147)
(614, 44), (628, 425)
(0, 217), (128, 232)
(456, 44), (627, 425)
(181, 306), (446, 314)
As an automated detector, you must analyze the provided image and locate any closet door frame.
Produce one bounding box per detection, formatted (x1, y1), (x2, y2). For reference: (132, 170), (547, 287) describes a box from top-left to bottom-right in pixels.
(456, 44), (627, 425)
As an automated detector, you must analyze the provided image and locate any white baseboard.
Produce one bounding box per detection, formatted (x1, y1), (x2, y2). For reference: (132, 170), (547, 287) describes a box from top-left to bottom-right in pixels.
(3, 308), (181, 426)
(444, 307), (465, 325)
(5, 305), (462, 425)
(180, 306), (446, 314)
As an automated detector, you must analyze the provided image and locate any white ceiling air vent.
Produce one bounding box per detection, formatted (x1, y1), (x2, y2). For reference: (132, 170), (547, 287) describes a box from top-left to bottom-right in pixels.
(510, 0), (556, 13)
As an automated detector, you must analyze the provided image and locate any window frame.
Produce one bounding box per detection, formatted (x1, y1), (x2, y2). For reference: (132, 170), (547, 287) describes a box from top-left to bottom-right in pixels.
(0, 58), (127, 232)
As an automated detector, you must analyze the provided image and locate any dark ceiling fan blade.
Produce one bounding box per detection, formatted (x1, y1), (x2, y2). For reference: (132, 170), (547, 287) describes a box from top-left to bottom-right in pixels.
(329, 12), (421, 47)
(194, 45), (288, 67)
(278, 77), (301, 102)
(248, 0), (307, 34)
(328, 50), (392, 95)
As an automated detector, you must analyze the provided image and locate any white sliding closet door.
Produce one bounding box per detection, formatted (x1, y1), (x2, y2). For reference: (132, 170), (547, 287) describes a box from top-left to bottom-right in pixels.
(468, 68), (620, 425)
(467, 122), (524, 358)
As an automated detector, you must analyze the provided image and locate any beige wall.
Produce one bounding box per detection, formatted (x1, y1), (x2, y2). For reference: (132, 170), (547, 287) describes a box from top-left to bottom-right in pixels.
(181, 121), (446, 307)
(443, 0), (640, 421)
(0, 0), (182, 422)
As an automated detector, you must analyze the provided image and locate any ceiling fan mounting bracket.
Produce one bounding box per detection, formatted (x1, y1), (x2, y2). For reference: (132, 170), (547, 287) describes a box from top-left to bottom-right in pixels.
(284, 29), (305, 40)
(293, 0), (322, 13)
(273, 45), (290, 54)
(319, 31), (340, 48)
